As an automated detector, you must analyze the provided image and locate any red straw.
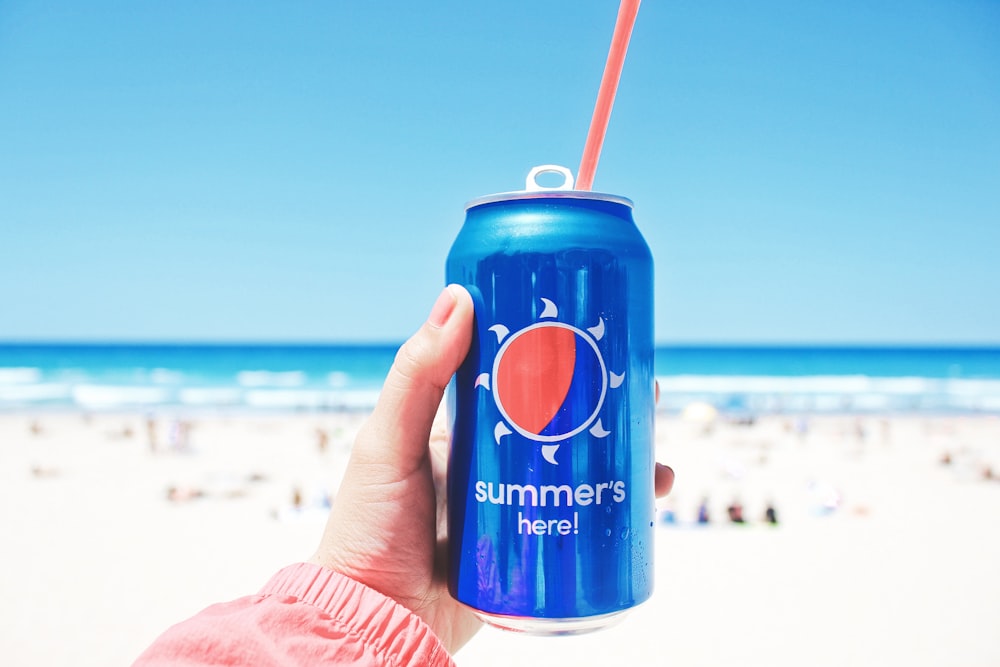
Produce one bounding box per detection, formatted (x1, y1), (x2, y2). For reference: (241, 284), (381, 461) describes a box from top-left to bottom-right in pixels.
(576, 0), (641, 191)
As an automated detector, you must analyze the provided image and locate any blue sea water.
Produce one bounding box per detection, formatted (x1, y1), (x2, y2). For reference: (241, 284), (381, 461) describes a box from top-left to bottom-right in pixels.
(0, 343), (998, 414)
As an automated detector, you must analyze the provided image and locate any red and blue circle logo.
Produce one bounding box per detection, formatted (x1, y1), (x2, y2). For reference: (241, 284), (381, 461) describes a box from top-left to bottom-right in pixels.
(475, 298), (623, 465)
(493, 321), (606, 442)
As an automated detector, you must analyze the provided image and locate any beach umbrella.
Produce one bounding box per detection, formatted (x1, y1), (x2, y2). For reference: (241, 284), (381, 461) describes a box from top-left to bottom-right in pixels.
(681, 401), (718, 423)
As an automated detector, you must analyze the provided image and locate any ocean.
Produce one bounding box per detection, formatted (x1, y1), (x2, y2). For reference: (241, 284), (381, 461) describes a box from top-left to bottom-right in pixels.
(1, 343), (998, 414)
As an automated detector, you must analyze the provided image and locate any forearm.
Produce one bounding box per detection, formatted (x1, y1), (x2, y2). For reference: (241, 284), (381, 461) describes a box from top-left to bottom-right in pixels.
(133, 562), (455, 667)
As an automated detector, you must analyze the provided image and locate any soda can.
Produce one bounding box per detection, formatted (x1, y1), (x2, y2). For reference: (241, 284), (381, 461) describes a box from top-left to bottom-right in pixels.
(446, 165), (655, 634)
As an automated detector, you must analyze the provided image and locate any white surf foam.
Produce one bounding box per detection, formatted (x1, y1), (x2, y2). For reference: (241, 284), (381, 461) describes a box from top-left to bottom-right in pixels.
(0, 367), (42, 384)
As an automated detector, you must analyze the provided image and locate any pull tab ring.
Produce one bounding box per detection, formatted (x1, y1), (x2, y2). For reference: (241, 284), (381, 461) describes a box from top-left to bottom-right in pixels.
(525, 164), (576, 192)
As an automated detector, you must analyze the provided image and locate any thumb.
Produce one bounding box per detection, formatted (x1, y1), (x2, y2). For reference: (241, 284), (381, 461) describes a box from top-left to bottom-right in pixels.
(351, 285), (473, 474)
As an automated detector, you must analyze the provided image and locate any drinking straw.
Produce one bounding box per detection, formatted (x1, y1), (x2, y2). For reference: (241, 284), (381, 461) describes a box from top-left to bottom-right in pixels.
(576, 0), (641, 191)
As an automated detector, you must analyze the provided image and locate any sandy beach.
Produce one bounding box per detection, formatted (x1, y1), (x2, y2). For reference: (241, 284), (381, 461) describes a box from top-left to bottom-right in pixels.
(2, 410), (998, 666)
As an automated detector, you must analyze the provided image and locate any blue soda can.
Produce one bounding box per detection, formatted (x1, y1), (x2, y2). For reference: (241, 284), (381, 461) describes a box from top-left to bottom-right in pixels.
(446, 165), (655, 634)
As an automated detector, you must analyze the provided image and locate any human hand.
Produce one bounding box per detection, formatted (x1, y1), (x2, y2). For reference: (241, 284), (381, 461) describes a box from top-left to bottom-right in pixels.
(309, 285), (674, 654)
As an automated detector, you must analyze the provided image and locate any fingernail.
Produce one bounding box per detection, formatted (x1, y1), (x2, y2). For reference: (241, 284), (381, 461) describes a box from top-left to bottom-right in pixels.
(428, 286), (457, 328)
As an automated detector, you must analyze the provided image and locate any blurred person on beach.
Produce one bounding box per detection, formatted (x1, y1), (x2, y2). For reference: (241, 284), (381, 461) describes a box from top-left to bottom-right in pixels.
(764, 502), (779, 525)
(133, 285), (675, 667)
(658, 498), (678, 525)
(697, 497), (711, 524)
(146, 415), (158, 454)
(167, 419), (191, 453)
(315, 426), (330, 455)
(726, 498), (745, 524)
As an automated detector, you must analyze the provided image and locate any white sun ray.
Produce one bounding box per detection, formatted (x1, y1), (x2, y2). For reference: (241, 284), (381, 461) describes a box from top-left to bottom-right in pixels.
(474, 373), (490, 390)
(494, 422), (512, 445)
(610, 371), (625, 388)
(541, 444), (560, 465)
(539, 298), (558, 319)
(590, 419), (611, 438)
(488, 324), (509, 343)
(587, 318), (605, 341)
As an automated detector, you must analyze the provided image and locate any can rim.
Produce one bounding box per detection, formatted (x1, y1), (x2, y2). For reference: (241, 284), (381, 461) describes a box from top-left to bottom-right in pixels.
(465, 189), (634, 211)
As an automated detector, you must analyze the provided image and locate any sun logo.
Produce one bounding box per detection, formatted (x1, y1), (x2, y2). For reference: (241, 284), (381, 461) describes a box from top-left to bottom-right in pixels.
(474, 298), (625, 465)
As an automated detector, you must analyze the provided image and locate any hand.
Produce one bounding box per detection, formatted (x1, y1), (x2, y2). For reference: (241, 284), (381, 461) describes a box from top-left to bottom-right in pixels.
(309, 285), (674, 654)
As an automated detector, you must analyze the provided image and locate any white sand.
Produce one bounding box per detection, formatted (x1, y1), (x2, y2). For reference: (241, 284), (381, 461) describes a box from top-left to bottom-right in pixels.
(2, 412), (998, 666)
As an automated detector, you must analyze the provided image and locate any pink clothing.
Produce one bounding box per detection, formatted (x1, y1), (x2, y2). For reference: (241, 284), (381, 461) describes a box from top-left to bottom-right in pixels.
(133, 562), (455, 667)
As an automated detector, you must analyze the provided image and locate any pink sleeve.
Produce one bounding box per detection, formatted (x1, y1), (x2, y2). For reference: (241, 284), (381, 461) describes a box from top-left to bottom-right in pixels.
(132, 562), (455, 667)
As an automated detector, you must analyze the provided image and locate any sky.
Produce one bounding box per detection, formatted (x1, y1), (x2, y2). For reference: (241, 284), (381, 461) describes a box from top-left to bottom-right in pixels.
(1, 1), (998, 344)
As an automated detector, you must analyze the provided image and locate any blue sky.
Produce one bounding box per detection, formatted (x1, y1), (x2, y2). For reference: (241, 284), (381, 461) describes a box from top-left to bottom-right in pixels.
(1, 1), (998, 344)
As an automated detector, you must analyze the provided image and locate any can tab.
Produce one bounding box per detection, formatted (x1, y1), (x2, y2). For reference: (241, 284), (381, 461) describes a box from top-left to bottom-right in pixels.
(525, 165), (575, 192)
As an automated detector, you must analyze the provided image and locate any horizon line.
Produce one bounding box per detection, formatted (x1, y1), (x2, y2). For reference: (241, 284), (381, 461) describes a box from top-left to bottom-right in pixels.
(1, 339), (999, 350)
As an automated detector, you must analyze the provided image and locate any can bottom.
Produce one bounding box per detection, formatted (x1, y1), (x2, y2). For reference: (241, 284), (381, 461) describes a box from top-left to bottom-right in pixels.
(469, 607), (631, 636)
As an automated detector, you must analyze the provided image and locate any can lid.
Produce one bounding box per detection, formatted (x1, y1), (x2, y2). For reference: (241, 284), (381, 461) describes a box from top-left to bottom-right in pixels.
(465, 165), (634, 210)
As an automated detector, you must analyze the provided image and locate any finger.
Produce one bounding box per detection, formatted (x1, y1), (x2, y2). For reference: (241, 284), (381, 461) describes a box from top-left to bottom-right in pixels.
(654, 462), (675, 498)
(352, 285), (473, 474)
